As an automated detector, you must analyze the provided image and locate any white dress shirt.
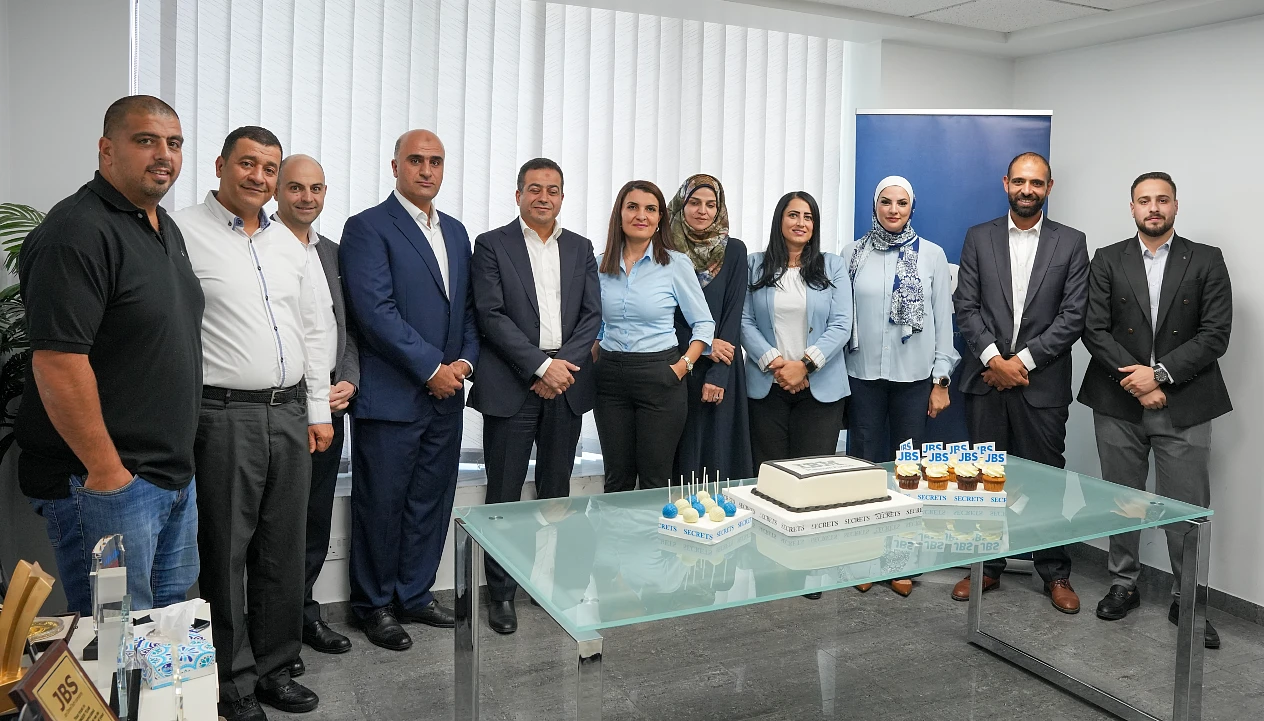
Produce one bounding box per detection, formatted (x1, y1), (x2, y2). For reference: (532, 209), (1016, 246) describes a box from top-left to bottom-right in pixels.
(520, 218), (564, 379)
(277, 216), (338, 375)
(979, 212), (1043, 372)
(393, 189), (449, 297)
(172, 191), (332, 424)
(757, 267), (826, 372)
(390, 189), (471, 381)
(1141, 234), (1173, 367)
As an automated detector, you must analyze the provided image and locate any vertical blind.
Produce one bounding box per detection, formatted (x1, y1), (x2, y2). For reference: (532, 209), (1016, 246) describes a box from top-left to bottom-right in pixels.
(136, 0), (848, 251)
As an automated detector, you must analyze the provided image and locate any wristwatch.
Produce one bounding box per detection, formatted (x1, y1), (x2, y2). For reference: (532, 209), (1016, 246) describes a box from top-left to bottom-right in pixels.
(1152, 364), (1171, 384)
(801, 356), (819, 374)
(934, 376), (951, 388)
(680, 355), (695, 374)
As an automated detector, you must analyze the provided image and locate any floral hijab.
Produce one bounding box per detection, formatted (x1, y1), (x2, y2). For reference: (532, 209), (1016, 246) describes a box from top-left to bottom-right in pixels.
(668, 174), (730, 287)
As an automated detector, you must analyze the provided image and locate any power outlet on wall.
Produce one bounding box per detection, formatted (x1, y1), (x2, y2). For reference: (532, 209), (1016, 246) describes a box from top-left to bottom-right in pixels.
(326, 536), (350, 561)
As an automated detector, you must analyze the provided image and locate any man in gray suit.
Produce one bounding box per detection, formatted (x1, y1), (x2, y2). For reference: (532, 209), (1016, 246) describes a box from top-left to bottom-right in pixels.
(952, 152), (1090, 614)
(273, 155), (359, 667)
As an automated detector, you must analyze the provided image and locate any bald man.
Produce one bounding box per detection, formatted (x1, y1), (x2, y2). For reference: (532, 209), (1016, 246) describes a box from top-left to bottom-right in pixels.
(272, 155), (358, 665)
(338, 130), (479, 650)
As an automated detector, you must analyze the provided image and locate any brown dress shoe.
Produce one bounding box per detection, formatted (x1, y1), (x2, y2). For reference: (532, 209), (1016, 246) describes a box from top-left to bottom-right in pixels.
(890, 579), (914, 596)
(951, 574), (999, 601)
(855, 583), (874, 593)
(1046, 579), (1080, 613)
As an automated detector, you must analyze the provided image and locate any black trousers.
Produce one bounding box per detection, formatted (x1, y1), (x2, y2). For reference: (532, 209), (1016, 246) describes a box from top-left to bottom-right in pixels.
(195, 394), (310, 702)
(845, 377), (934, 463)
(482, 392), (584, 601)
(302, 416), (345, 626)
(748, 385), (847, 469)
(966, 389), (1073, 583)
(594, 349), (688, 492)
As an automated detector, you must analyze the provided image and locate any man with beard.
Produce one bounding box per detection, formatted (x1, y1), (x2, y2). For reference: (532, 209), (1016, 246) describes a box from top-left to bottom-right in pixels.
(1078, 172), (1231, 648)
(952, 152), (1090, 613)
(17, 95), (203, 618)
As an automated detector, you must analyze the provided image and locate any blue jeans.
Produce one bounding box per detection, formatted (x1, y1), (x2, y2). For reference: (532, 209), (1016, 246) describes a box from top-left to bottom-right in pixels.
(30, 475), (199, 616)
(846, 377), (934, 463)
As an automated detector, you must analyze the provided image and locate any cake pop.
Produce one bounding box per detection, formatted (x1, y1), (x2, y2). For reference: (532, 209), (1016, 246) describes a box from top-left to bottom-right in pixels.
(707, 505), (726, 522)
(682, 507), (700, 523)
(662, 477), (679, 518)
(722, 501), (737, 517)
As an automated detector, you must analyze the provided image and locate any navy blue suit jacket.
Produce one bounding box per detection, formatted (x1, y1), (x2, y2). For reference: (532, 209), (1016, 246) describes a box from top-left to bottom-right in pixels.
(339, 193), (479, 422)
(466, 219), (602, 418)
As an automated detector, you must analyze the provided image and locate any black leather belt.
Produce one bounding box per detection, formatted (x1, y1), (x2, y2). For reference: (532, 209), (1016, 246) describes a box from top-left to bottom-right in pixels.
(202, 383), (306, 405)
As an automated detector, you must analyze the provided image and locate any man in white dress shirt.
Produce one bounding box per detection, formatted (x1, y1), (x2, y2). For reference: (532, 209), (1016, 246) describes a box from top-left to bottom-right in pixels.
(952, 152), (1090, 614)
(172, 126), (332, 721)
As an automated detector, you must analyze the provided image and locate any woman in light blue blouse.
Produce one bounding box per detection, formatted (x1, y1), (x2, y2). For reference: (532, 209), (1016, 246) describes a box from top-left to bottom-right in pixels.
(594, 180), (715, 493)
(843, 176), (959, 465)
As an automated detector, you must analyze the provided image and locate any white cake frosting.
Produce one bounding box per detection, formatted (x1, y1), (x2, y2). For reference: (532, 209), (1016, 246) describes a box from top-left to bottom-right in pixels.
(755, 455), (889, 511)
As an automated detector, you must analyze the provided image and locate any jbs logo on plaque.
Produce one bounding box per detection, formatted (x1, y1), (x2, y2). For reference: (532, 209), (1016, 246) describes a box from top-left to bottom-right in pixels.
(11, 640), (116, 721)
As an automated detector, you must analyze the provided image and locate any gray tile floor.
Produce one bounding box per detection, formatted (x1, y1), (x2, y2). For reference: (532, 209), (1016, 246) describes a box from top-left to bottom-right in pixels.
(274, 563), (1264, 721)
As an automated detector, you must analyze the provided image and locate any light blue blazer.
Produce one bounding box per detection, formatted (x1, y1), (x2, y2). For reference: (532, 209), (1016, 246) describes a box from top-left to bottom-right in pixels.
(741, 251), (853, 403)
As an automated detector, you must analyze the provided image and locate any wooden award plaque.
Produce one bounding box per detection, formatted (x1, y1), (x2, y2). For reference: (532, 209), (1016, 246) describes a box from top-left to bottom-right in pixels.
(0, 561), (56, 715)
(8, 639), (118, 721)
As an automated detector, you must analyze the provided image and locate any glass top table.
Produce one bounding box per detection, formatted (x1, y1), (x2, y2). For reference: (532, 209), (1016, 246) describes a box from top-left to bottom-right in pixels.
(453, 458), (1214, 721)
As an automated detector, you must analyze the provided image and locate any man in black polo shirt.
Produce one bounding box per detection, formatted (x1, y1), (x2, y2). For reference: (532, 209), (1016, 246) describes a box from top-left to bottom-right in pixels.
(17, 95), (204, 618)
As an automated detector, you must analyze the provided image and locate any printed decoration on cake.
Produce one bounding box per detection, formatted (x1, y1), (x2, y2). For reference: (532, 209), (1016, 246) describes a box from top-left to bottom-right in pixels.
(134, 627), (216, 690)
(895, 441), (1007, 507)
(727, 455), (922, 536)
(657, 469), (753, 545)
(895, 438), (921, 464)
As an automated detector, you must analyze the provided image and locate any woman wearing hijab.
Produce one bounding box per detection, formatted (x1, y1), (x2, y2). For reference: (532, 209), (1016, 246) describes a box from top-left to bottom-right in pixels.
(841, 176), (959, 597)
(668, 174), (753, 484)
(741, 191), (852, 470)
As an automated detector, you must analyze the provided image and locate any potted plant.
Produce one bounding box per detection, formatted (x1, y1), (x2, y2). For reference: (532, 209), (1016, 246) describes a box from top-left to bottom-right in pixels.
(0, 202), (44, 464)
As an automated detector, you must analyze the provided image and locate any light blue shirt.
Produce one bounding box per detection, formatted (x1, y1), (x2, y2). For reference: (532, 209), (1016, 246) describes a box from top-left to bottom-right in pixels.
(597, 246), (715, 353)
(841, 238), (960, 383)
(1141, 234), (1172, 365)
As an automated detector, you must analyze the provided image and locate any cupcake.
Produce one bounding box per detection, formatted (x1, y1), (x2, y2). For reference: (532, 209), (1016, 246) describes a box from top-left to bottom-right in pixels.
(895, 463), (922, 490)
(981, 464), (1006, 492)
(954, 463), (980, 491)
(924, 463), (951, 491)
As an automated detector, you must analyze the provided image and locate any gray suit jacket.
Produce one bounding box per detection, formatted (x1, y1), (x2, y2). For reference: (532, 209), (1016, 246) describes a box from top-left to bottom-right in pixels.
(953, 215), (1089, 408)
(314, 233), (360, 402)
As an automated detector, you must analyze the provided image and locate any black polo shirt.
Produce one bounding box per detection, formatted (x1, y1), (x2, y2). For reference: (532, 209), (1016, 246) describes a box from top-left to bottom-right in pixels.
(16, 172), (204, 500)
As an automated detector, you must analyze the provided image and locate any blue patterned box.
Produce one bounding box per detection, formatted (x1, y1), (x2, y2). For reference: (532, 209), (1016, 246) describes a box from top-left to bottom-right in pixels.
(135, 629), (217, 689)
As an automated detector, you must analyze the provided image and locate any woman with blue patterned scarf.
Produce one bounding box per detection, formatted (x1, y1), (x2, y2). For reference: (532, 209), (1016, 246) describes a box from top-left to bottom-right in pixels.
(842, 176), (960, 596)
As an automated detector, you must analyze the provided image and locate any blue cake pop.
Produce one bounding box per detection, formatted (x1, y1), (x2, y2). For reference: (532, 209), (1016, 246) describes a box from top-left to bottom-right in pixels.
(662, 503), (679, 519)
(722, 501), (737, 517)
(691, 501), (707, 518)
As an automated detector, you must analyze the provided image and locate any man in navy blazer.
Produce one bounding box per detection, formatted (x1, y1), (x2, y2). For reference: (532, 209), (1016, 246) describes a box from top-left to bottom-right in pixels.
(467, 158), (602, 634)
(339, 130), (479, 651)
(952, 152), (1089, 614)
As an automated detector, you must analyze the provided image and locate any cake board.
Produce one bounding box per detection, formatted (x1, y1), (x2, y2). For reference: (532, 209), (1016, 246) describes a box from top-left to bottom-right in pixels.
(896, 481), (1007, 507)
(656, 526), (752, 560)
(727, 485), (922, 537)
(656, 507), (754, 545)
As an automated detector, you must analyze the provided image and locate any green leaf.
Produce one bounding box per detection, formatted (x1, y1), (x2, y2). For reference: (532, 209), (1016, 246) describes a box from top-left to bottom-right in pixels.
(0, 202), (46, 273)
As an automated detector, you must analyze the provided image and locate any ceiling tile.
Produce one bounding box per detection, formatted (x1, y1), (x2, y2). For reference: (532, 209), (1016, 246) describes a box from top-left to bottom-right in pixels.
(805, 0), (965, 17)
(915, 0), (1104, 32)
(1076, 0), (1165, 8)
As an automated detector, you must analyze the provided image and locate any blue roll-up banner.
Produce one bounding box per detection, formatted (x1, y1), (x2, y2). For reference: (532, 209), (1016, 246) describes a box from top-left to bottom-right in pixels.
(852, 110), (1052, 445)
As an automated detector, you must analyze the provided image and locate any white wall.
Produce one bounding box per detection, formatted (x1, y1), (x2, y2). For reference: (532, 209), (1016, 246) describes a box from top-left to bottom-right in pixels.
(877, 41), (1015, 109)
(1015, 16), (1264, 605)
(0, 1), (12, 204)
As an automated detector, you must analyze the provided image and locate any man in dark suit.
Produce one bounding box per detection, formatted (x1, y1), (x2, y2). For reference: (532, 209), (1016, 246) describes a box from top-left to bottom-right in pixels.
(272, 154), (359, 665)
(339, 130), (479, 651)
(952, 152), (1090, 613)
(1079, 172), (1231, 648)
(467, 158), (602, 634)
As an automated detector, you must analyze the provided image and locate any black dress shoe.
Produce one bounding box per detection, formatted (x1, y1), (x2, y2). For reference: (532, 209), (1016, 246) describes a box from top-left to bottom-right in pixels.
(488, 600), (517, 634)
(358, 607), (412, 651)
(803, 592), (823, 600)
(1096, 585), (1141, 621)
(1169, 601), (1221, 649)
(397, 599), (456, 628)
(219, 694), (268, 721)
(256, 680), (319, 714)
(286, 657), (305, 679)
(303, 619), (352, 654)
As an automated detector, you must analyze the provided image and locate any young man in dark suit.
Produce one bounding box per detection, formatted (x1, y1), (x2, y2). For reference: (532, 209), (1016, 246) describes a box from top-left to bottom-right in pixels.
(1079, 172), (1231, 648)
(467, 158), (602, 634)
(952, 152), (1090, 614)
(339, 130), (479, 651)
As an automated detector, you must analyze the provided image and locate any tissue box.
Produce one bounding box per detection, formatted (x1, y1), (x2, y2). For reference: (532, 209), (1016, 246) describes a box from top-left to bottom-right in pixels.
(135, 629), (217, 689)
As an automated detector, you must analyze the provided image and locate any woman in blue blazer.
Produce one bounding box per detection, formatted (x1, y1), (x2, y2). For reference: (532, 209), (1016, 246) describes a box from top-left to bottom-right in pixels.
(742, 191), (853, 470)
